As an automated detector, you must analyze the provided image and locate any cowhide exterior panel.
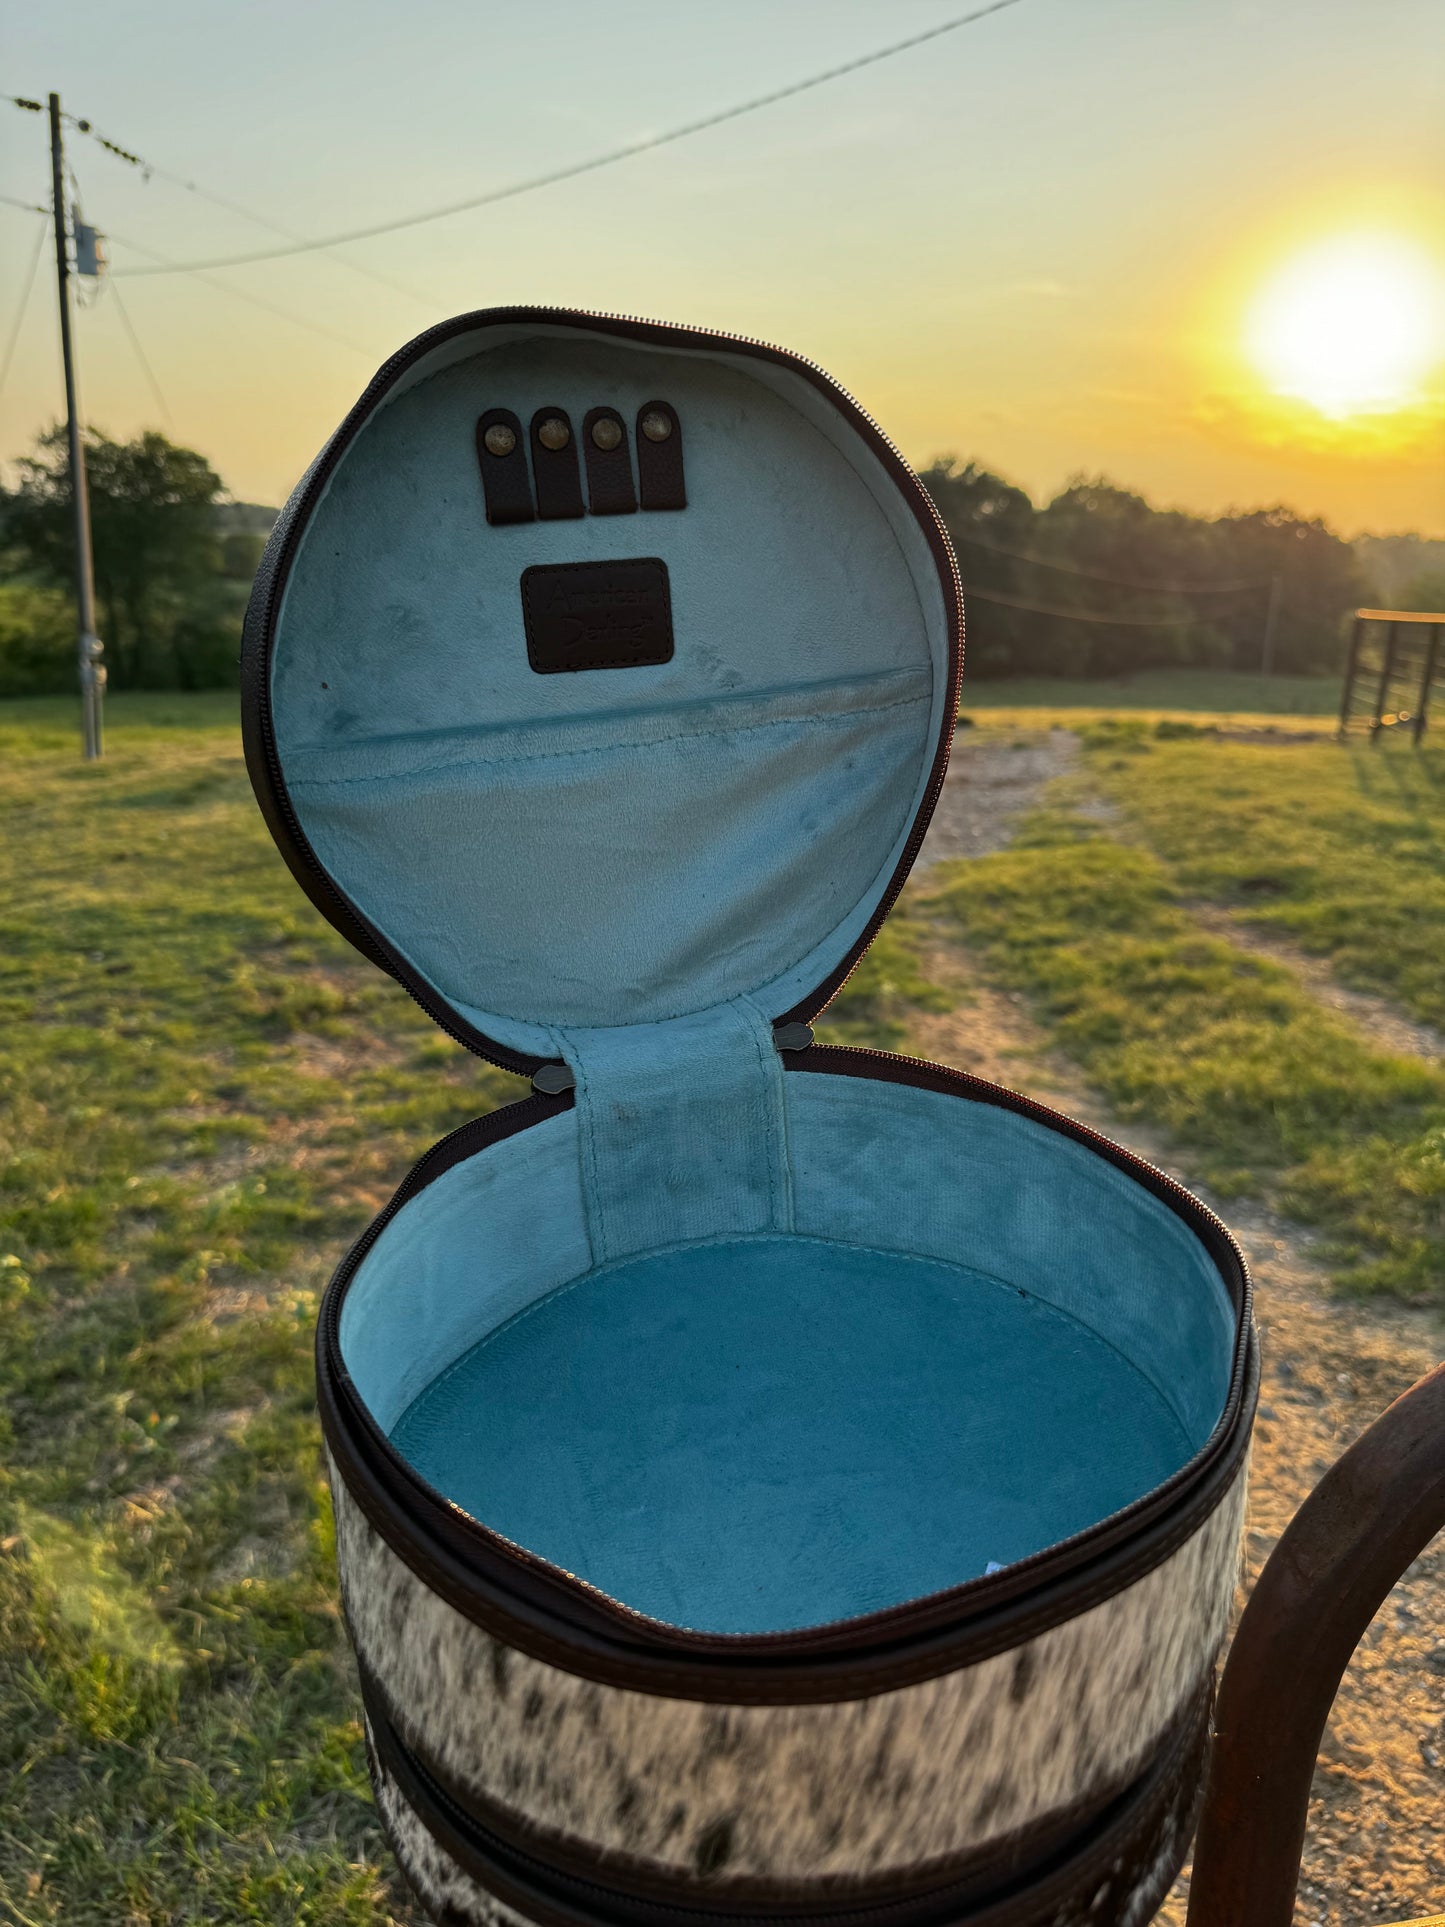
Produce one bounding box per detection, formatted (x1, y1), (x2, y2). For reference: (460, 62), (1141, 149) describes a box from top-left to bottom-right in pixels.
(368, 1700), (1207, 1927)
(331, 1453), (1246, 1887)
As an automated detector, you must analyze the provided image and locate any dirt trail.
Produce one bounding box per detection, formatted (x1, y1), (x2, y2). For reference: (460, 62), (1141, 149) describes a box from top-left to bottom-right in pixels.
(916, 726), (1080, 866)
(904, 733), (1445, 1926)
(1184, 907), (1445, 1066)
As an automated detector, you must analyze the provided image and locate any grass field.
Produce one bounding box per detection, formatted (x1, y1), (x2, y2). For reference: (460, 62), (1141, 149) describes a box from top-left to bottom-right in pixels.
(1, 684), (1441, 1922)
(1084, 722), (1445, 1027)
(0, 694), (525, 1923)
(929, 775), (1445, 1297)
(0, 692), (934, 1923)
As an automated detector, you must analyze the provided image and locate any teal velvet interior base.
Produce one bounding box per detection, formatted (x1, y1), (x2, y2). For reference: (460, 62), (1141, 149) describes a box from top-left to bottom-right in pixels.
(390, 1236), (1194, 1635)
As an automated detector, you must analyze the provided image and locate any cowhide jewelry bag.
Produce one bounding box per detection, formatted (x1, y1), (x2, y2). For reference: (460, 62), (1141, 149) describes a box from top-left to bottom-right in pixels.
(240, 309), (1257, 1927)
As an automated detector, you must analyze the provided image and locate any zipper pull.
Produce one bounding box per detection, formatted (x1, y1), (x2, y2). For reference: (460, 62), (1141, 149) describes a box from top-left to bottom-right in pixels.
(774, 1022), (813, 1053)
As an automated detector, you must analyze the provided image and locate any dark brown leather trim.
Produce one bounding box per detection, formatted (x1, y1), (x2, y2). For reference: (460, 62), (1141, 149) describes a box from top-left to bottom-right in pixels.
(531, 408), (585, 520)
(328, 1341), (1246, 1704)
(358, 1655), (1204, 1914)
(367, 1673), (1211, 1927)
(477, 409), (535, 525)
(635, 401), (685, 510)
(319, 1055), (1255, 1704)
(582, 407), (637, 515)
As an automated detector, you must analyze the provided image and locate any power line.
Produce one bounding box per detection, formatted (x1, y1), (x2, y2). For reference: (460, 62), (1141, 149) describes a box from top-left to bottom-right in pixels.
(100, 225), (383, 359)
(61, 110), (434, 310)
(1, 197), (382, 358)
(0, 213), (47, 414)
(949, 527), (1269, 595)
(105, 278), (171, 425)
(963, 585), (1204, 628)
(6, 102), (386, 359)
(113, 0), (1025, 277)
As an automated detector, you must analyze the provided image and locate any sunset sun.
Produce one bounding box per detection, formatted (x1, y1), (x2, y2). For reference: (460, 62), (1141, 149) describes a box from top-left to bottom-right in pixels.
(1244, 233), (1445, 420)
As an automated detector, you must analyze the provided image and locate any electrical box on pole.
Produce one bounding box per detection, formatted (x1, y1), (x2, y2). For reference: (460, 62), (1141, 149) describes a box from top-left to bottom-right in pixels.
(73, 216), (106, 280)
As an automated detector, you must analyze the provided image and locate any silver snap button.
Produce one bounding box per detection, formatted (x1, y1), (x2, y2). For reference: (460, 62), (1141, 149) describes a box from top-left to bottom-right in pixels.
(591, 417), (623, 452)
(641, 410), (672, 443)
(483, 423), (516, 457)
(537, 417), (570, 451)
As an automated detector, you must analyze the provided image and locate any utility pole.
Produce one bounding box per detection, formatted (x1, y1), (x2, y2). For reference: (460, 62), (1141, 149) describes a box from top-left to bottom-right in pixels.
(1260, 573), (1282, 679)
(47, 92), (105, 759)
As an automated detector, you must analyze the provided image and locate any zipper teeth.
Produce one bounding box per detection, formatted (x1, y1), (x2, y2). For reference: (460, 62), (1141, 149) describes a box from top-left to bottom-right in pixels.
(371, 1662), (1205, 1927)
(245, 305), (964, 1073)
(264, 307), (1245, 1661)
(318, 1051), (1253, 1660)
(381, 1712), (1067, 1927)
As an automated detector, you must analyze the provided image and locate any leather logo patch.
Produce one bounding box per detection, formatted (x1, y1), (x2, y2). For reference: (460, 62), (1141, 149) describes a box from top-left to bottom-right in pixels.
(521, 558), (674, 674)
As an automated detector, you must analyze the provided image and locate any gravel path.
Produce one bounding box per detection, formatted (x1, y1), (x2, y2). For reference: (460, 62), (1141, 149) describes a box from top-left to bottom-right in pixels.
(904, 731), (1445, 1925)
(1184, 907), (1445, 1065)
(915, 727), (1080, 865)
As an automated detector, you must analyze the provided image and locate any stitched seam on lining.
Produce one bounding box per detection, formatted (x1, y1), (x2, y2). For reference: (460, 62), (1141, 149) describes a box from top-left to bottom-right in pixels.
(394, 1228), (1195, 1463)
(568, 1041), (610, 1266)
(282, 665), (930, 765)
(285, 692), (931, 788)
(792, 1075), (1229, 1432)
(741, 992), (794, 1235)
(735, 997), (780, 1234)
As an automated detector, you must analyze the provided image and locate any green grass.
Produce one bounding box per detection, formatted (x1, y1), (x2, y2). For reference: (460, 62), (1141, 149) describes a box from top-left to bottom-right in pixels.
(0, 689), (937, 1922)
(3, 687), (244, 747)
(1078, 724), (1445, 1031)
(0, 692), (524, 1924)
(927, 787), (1445, 1300)
(960, 666), (1340, 722)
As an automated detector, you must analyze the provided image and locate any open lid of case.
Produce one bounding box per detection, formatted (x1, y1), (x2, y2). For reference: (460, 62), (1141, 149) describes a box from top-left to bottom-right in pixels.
(242, 310), (962, 1074)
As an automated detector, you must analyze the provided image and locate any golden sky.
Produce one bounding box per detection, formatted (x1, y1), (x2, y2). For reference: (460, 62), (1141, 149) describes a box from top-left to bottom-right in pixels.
(3, 0), (1443, 534)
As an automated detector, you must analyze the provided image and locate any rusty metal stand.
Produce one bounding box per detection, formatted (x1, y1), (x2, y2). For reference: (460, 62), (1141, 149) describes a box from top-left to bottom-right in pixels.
(1337, 614), (1365, 736)
(1416, 625), (1440, 746)
(1186, 1363), (1445, 1927)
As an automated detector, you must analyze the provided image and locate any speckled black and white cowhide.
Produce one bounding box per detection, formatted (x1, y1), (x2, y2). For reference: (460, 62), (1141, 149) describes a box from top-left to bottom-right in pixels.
(333, 1455), (1247, 1923)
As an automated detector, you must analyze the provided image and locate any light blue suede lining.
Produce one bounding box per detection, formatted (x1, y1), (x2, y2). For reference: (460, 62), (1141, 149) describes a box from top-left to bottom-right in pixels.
(268, 327), (950, 1056)
(295, 323), (1234, 1634)
(554, 995), (792, 1266)
(338, 1074), (1236, 1633)
(390, 1236), (1194, 1635)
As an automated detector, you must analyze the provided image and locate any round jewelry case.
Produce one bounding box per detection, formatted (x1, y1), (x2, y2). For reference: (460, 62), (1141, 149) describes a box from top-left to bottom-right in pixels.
(241, 309), (1255, 1927)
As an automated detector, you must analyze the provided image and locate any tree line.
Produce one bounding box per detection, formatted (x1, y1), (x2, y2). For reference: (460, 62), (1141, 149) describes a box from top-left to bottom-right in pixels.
(0, 426), (269, 697)
(1, 426), (1440, 696)
(921, 459), (1397, 680)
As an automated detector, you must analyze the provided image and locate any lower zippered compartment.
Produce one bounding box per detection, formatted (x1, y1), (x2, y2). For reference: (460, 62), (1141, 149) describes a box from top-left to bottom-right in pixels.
(364, 1665), (1213, 1927)
(317, 1046), (1255, 1701)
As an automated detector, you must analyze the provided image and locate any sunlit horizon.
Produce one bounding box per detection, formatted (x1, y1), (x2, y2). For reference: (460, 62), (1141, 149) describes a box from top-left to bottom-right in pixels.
(3, 0), (1443, 537)
(1244, 232), (1445, 423)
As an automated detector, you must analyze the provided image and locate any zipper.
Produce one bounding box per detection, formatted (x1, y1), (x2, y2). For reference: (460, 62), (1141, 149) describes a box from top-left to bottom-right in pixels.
(251, 308), (1251, 1683)
(240, 306), (964, 1079)
(315, 1047), (1255, 1691)
(366, 1661), (1209, 1927)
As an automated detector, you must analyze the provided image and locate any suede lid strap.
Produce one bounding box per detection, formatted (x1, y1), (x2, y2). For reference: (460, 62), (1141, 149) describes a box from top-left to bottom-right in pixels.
(554, 998), (792, 1266)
